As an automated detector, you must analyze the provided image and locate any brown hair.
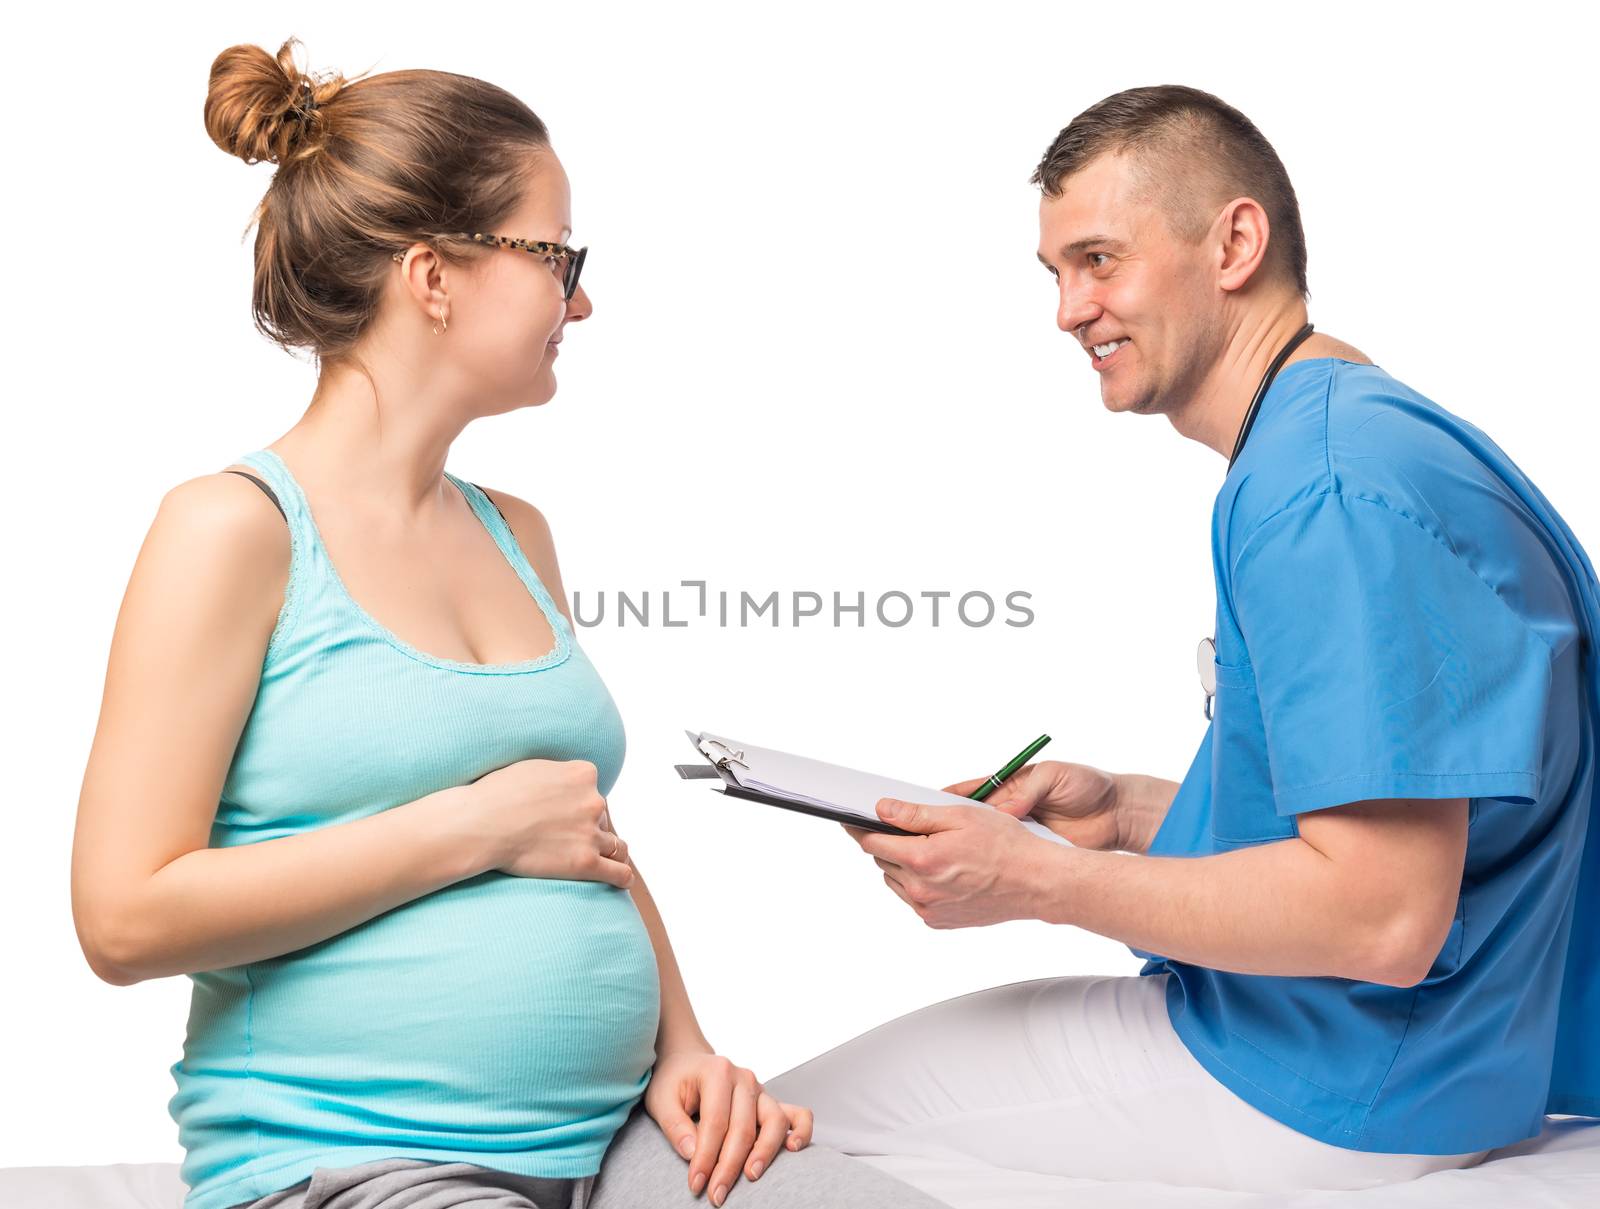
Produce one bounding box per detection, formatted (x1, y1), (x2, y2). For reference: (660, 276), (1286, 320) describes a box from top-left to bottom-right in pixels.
(203, 37), (552, 367)
(1030, 85), (1309, 300)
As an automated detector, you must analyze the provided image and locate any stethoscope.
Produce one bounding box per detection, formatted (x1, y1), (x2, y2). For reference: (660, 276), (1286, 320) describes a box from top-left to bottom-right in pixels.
(1196, 322), (1316, 721)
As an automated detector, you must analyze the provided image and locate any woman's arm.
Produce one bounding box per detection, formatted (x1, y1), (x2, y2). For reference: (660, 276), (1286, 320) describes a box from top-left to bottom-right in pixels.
(481, 489), (713, 1052)
(479, 490), (715, 1053)
(72, 474), (493, 985)
(626, 862), (812, 1207)
(628, 867), (712, 1055)
(484, 488), (814, 1206)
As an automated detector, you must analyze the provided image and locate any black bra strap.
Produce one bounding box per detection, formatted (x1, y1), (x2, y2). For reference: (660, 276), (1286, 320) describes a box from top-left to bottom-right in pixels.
(470, 482), (514, 531)
(224, 470), (287, 522)
(224, 469), (507, 534)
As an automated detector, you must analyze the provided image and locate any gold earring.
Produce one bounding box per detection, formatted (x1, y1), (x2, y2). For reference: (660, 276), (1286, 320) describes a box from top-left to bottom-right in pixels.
(433, 309), (448, 336)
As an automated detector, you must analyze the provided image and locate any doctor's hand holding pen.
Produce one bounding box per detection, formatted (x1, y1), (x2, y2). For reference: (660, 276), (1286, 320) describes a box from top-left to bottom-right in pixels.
(944, 761), (1126, 852)
(935, 757), (1183, 855)
(944, 730), (1183, 855)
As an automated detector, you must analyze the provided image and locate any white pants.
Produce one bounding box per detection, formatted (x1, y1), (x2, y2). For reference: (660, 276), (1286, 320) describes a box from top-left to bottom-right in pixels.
(765, 973), (1493, 1193)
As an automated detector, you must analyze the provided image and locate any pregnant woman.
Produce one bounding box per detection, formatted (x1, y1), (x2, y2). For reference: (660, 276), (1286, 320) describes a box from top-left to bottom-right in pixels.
(69, 38), (944, 1209)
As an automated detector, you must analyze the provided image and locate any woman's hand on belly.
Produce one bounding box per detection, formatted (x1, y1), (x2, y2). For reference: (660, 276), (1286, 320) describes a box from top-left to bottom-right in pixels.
(455, 757), (635, 887)
(644, 1049), (814, 1208)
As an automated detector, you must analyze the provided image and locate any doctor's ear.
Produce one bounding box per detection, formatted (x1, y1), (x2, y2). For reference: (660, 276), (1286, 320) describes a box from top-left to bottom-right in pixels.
(1213, 197), (1273, 294)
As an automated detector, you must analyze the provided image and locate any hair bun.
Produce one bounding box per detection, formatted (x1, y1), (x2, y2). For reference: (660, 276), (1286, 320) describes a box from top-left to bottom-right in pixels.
(204, 36), (344, 166)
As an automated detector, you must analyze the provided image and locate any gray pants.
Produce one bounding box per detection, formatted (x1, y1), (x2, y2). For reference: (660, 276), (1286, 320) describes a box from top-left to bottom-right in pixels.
(231, 1103), (949, 1209)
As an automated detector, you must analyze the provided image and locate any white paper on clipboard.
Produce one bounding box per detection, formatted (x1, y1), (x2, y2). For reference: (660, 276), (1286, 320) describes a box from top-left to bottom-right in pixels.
(687, 730), (1072, 845)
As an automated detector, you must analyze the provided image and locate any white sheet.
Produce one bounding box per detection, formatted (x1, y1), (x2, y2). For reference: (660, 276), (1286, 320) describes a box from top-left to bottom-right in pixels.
(857, 1117), (1600, 1206)
(4, 1125), (1597, 1209)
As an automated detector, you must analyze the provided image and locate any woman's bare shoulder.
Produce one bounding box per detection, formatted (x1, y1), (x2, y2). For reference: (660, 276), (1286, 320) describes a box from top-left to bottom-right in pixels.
(128, 468), (292, 646)
(161, 466), (291, 559)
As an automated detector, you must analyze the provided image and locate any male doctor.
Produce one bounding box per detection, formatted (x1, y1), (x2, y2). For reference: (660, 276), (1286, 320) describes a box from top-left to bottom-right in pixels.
(766, 85), (1598, 1193)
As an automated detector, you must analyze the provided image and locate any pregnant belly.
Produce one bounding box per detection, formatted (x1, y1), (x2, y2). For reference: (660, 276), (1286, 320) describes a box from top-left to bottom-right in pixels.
(236, 872), (661, 1145)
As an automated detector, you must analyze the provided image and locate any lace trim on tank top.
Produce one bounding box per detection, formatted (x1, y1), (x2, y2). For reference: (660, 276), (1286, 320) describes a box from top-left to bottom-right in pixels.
(228, 451), (573, 676)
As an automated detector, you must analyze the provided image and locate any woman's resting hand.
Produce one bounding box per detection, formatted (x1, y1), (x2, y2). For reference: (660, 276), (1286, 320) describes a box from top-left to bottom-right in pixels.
(459, 757), (635, 887)
(645, 1049), (814, 1206)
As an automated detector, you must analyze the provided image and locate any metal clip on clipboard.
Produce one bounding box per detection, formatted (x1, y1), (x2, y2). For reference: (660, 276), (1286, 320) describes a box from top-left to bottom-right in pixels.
(674, 729), (917, 835)
(673, 737), (746, 780)
(703, 738), (749, 773)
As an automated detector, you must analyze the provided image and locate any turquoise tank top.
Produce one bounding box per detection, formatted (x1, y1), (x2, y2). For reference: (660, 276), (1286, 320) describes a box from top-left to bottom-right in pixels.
(165, 449), (661, 1209)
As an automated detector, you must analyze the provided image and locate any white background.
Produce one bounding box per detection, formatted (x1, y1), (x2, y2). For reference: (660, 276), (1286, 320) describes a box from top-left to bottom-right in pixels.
(5, 0), (1595, 1168)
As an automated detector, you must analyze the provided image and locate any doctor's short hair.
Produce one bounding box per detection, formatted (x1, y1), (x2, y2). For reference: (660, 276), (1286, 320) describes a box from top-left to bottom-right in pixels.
(1031, 85), (1310, 301)
(203, 36), (552, 367)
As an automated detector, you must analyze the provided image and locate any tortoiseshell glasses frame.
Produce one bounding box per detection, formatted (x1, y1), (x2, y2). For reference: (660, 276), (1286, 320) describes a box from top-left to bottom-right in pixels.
(392, 233), (588, 301)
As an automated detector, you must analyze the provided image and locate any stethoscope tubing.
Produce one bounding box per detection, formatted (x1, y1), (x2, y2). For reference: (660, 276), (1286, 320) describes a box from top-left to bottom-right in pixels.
(1202, 321), (1317, 719)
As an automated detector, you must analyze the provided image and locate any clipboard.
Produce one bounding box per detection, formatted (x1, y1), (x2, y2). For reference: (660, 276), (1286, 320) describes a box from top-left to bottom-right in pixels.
(677, 731), (918, 835)
(677, 730), (1073, 845)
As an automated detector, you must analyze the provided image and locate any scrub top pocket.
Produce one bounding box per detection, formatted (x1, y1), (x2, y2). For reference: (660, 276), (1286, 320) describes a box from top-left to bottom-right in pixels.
(1209, 658), (1297, 846)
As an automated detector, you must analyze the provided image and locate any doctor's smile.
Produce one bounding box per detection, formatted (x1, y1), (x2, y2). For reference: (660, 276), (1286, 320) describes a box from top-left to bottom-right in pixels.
(1087, 337), (1130, 368)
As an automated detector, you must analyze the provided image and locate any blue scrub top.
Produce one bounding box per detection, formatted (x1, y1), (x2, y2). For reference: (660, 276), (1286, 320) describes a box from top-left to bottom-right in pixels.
(1132, 357), (1599, 1154)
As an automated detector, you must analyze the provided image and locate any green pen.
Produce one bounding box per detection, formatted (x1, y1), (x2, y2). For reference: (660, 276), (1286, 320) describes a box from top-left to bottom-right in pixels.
(969, 734), (1052, 802)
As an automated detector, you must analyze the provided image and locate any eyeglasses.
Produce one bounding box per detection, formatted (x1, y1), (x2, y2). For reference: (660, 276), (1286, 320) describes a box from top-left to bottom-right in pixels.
(460, 233), (587, 300)
(391, 234), (588, 301)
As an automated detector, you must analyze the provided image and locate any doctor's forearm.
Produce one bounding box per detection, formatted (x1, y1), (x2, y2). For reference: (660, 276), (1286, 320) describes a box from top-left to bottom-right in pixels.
(1033, 839), (1423, 985)
(1111, 773), (1181, 853)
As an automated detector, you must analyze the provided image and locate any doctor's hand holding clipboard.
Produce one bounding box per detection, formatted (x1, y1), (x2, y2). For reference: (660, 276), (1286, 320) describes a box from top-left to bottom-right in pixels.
(844, 737), (1135, 929)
